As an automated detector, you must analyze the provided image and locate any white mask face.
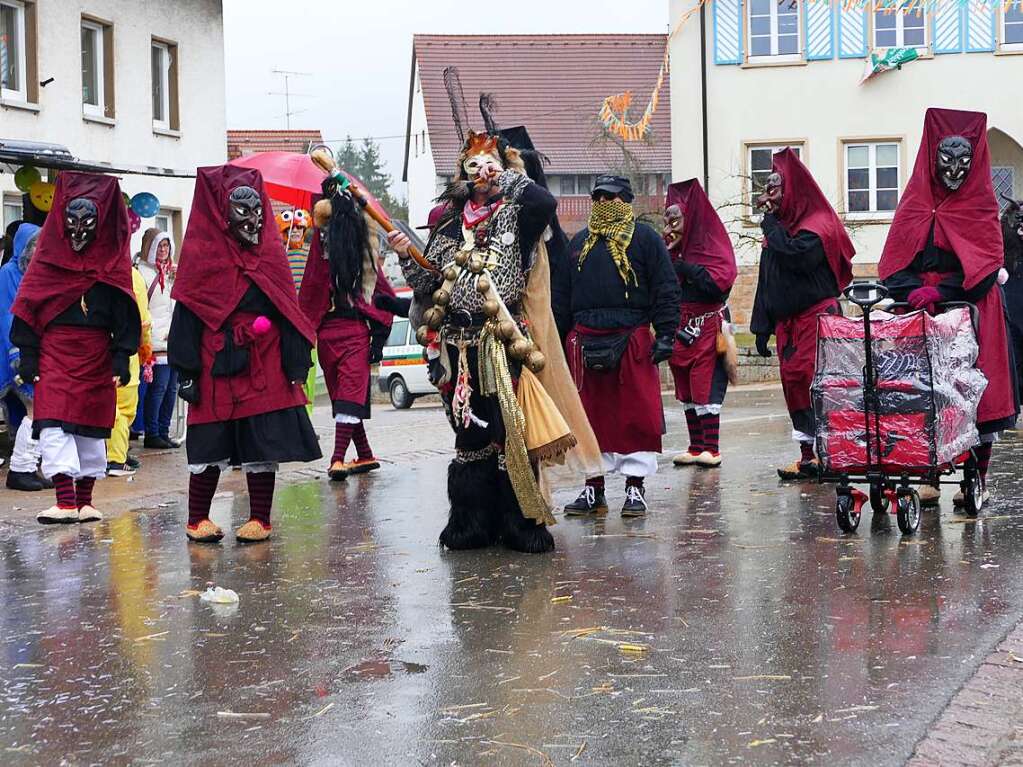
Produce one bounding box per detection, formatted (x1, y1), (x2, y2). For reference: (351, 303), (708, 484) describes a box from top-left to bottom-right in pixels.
(463, 151), (502, 180)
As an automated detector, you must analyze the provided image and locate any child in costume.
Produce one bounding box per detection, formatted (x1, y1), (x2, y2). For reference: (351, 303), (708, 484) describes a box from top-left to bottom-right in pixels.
(664, 180), (738, 468)
(11, 172), (141, 524)
(300, 185), (395, 480)
(169, 166), (321, 544)
(880, 108), (1018, 509)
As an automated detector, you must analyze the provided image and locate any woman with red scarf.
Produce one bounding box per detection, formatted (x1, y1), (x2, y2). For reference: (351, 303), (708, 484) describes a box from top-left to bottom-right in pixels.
(880, 108), (1017, 509)
(750, 149), (855, 480)
(664, 179), (737, 467)
(300, 183), (395, 480)
(169, 166), (321, 544)
(11, 172), (141, 524)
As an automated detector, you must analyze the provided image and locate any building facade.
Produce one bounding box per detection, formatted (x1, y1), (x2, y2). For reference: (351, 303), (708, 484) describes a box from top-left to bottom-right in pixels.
(403, 34), (672, 235)
(668, 0), (1023, 326)
(0, 0), (226, 252)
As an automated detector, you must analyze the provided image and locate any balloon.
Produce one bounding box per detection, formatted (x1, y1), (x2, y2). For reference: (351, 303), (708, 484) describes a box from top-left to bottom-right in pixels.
(28, 181), (55, 213)
(130, 192), (160, 218)
(14, 166), (41, 193)
(128, 209), (141, 233)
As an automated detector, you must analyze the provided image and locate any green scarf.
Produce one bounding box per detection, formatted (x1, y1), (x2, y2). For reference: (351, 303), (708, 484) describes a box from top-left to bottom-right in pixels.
(578, 198), (638, 291)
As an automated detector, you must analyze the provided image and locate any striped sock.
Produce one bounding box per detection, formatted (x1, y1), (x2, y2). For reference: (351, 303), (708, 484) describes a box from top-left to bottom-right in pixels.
(800, 441), (816, 462)
(976, 442), (992, 482)
(700, 413), (720, 454)
(586, 475), (605, 492)
(685, 409), (703, 453)
(352, 421), (373, 460)
(53, 473), (76, 509)
(188, 466), (221, 526)
(333, 422), (355, 463)
(246, 471), (275, 526)
(75, 477), (96, 509)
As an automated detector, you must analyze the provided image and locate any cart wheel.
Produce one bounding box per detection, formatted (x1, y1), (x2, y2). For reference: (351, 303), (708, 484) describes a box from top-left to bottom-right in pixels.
(869, 484), (890, 514)
(962, 472), (983, 518)
(836, 493), (861, 533)
(896, 489), (921, 535)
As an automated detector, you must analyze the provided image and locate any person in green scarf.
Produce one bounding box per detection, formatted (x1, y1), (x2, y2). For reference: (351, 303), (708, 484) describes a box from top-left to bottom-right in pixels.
(558, 175), (680, 518)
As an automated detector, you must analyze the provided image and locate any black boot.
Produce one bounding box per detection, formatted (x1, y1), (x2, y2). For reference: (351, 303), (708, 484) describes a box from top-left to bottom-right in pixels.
(439, 455), (501, 550)
(6, 470), (44, 492)
(563, 485), (608, 516)
(497, 465), (555, 554)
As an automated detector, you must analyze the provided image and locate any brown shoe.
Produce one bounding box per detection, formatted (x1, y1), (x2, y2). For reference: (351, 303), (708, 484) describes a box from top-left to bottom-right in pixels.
(777, 458), (819, 481)
(328, 460), (349, 482)
(235, 519), (271, 543)
(186, 518), (224, 543)
(347, 458), (381, 475)
(918, 485), (941, 507)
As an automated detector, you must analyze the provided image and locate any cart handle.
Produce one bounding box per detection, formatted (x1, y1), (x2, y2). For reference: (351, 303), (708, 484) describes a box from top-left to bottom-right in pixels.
(843, 282), (889, 309)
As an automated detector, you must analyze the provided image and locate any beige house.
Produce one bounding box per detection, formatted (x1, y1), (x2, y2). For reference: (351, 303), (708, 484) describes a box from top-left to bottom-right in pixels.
(668, 0), (1023, 325)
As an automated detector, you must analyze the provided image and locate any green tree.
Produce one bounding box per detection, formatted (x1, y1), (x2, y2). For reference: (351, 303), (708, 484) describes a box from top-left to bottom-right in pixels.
(334, 135), (409, 223)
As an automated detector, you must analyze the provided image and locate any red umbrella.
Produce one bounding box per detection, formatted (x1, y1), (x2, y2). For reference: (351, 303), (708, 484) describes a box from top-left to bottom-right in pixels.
(227, 151), (388, 219)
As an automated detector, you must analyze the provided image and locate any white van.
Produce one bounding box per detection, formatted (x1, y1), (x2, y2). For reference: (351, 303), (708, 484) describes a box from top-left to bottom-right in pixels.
(378, 316), (434, 409)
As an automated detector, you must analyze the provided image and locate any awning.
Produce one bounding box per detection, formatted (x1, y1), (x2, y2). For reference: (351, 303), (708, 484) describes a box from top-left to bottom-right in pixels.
(0, 139), (196, 178)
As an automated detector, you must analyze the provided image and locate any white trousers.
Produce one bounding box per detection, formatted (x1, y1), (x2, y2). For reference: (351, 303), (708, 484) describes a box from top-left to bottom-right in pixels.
(187, 461), (279, 474)
(39, 427), (107, 480)
(335, 413), (360, 424)
(791, 429), (814, 444)
(601, 451), (658, 478)
(10, 417), (41, 473)
(682, 403), (722, 415)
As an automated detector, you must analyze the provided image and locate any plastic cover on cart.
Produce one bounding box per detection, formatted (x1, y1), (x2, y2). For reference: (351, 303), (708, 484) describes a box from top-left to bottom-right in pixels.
(812, 307), (986, 473)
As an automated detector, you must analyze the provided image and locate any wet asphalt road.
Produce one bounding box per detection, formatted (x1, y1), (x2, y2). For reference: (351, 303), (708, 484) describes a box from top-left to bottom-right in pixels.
(1, 388), (1022, 766)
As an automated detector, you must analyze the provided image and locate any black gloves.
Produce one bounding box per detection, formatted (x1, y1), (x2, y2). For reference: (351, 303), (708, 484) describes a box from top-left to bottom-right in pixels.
(651, 336), (674, 364)
(369, 344), (384, 365)
(17, 353), (38, 384)
(374, 294), (412, 318)
(113, 353), (131, 387)
(755, 334), (773, 358)
(178, 378), (199, 404)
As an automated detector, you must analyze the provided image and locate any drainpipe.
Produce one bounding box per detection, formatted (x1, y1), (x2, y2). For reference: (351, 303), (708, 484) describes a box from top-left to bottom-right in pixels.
(699, 3), (710, 192)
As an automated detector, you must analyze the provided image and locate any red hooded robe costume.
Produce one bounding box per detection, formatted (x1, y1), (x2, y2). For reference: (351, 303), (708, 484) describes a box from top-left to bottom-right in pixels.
(13, 172), (140, 433)
(879, 108), (1015, 430)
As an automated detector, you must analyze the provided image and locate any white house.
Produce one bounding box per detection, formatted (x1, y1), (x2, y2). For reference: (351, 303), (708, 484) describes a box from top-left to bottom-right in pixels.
(0, 0), (226, 252)
(668, 0), (1023, 325)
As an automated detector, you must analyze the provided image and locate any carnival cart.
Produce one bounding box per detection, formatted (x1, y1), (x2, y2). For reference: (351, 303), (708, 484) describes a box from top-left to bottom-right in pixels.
(811, 283), (987, 535)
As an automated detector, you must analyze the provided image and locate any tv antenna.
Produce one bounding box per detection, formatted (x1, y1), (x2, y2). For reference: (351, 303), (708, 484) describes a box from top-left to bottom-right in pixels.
(269, 69), (311, 129)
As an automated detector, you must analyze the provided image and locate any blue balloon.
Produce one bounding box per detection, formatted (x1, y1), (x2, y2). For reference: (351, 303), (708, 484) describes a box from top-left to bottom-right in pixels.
(130, 192), (160, 218)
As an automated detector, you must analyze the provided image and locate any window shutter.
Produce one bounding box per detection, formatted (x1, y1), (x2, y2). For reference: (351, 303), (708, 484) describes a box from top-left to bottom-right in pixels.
(965, 0), (995, 52)
(713, 0), (743, 65)
(932, 2), (964, 53)
(805, 0), (835, 60)
(838, 5), (868, 58)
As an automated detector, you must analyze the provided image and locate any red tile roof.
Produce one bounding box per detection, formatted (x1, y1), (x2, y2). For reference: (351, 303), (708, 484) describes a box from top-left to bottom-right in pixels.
(406, 34), (670, 180)
(226, 130), (324, 160)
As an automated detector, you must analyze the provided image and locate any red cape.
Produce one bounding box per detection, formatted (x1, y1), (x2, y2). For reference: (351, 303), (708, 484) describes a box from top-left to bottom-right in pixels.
(13, 172), (134, 335)
(773, 148), (855, 290)
(299, 226), (396, 329)
(172, 165), (316, 345)
(665, 179), (737, 293)
(879, 108), (1002, 290)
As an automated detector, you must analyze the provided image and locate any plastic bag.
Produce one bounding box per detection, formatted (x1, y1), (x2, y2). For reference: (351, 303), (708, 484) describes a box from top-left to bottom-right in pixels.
(200, 586), (239, 604)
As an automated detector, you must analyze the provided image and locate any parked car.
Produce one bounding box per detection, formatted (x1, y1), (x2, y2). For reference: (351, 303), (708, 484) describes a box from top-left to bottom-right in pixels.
(378, 316), (434, 409)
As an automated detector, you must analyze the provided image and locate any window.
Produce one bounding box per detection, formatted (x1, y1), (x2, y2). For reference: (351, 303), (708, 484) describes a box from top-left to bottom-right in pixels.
(151, 39), (178, 131)
(873, 2), (927, 50)
(576, 175), (592, 195)
(1002, 0), (1023, 50)
(845, 141), (900, 216)
(557, 175), (577, 196)
(153, 208), (181, 248)
(81, 19), (113, 118)
(386, 318), (410, 348)
(747, 0), (801, 61)
(746, 143), (802, 215)
(2, 193), (22, 229)
(154, 213), (171, 233)
(0, 0), (26, 100)
(993, 167), (1016, 214)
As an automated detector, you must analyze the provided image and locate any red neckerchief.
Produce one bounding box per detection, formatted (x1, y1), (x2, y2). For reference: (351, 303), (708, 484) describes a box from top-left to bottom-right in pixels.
(462, 198), (502, 229)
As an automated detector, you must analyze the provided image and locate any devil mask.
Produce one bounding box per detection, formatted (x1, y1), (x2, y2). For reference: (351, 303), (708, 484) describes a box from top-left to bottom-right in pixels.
(460, 131), (504, 182)
(228, 186), (263, 247)
(936, 136), (973, 192)
(663, 204), (684, 250)
(65, 198), (99, 253)
(757, 172), (784, 213)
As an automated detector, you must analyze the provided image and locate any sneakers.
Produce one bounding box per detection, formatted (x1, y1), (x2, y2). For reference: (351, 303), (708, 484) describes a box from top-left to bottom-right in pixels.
(186, 518), (225, 543)
(6, 470), (44, 492)
(125, 454), (141, 470)
(77, 505), (103, 523)
(143, 435), (176, 450)
(777, 459), (819, 481)
(36, 505), (80, 524)
(236, 519), (272, 543)
(694, 451), (722, 467)
(673, 450), (701, 466)
(106, 461), (137, 477)
(563, 486), (608, 516)
(621, 485), (648, 517)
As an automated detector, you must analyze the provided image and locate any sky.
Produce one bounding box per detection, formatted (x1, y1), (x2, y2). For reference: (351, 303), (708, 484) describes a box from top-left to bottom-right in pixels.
(222, 0), (669, 198)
